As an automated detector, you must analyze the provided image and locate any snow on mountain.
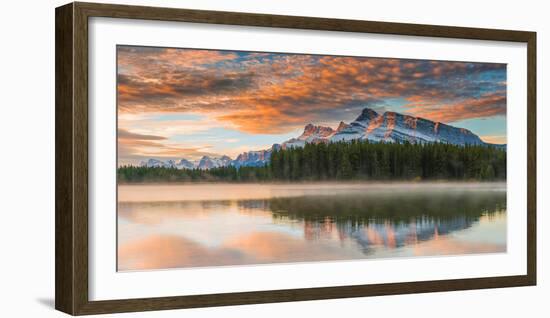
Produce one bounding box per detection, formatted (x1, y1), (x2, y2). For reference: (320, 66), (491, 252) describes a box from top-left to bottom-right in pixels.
(283, 123), (336, 148)
(139, 107), (499, 170)
(330, 108), (378, 142)
(141, 158), (175, 168)
(140, 156), (232, 170)
(336, 121), (350, 132)
(176, 159), (195, 170)
(197, 155), (232, 170)
(331, 107), (486, 146)
(299, 124), (336, 142)
(233, 149), (272, 168)
(232, 143), (291, 168)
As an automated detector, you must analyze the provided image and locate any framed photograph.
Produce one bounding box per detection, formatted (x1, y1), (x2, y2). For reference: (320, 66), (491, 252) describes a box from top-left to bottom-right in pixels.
(55, 2), (536, 315)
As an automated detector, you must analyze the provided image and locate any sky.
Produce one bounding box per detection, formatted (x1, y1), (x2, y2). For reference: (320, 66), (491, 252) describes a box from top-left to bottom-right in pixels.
(117, 45), (507, 165)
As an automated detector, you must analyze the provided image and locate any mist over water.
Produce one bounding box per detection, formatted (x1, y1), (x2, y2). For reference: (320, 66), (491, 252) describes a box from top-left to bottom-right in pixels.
(117, 182), (506, 271)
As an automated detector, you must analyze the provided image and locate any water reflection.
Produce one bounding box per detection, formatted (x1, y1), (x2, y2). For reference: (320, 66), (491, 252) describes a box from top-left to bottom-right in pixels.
(117, 184), (506, 271)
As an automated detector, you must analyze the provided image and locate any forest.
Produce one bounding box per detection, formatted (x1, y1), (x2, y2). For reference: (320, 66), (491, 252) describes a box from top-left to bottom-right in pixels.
(117, 140), (506, 183)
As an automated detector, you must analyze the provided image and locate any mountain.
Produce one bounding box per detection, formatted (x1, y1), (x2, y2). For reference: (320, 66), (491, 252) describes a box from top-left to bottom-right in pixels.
(140, 155), (232, 170)
(331, 108), (486, 146)
(282, 108), (487, 149)
(197, 155), (232, 170)
(141, 158), (175, 168)
(138, 107), (502, 170)
(336, 121), (350, 132)
(283, 124), (336, 148)
(176, 159), (195, 170)
(233, 149), (272, 168)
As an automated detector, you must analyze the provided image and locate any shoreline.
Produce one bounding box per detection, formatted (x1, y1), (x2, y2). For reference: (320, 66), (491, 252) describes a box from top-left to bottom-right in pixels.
(118, 181), (506, 203)
(118, 179), (506, 186)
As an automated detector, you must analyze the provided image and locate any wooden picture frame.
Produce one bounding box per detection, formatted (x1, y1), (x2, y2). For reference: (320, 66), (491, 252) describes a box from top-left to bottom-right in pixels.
(55, 2), (536, 315)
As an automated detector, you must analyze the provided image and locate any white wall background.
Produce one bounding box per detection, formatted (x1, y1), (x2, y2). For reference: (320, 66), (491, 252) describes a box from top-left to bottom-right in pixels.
(0, 0), (547, 317)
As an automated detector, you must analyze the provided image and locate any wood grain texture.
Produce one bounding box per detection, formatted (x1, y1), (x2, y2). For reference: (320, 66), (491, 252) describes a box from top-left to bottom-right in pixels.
(75, 276), (534, 315)
(55, 1), (537, 315)
(526, 32), (537, 286)
(55, 3), (75, 314)
(73, 2), (90, 314)
(75, 1), (533, 42)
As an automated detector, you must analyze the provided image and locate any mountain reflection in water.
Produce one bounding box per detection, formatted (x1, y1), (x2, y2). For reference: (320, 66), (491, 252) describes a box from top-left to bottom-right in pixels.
(117, 183), (506, 271)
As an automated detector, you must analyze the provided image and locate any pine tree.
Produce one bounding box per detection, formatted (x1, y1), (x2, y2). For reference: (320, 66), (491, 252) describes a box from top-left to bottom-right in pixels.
(117, 141), (506, 183)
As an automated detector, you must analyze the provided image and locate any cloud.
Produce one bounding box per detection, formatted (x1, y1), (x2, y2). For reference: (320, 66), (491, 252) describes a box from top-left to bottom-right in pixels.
(117, 112), (246, 162)
(118, 128), (166, 140)
(118, 46), (239, 70)
(404, 91), (506, 123)
(117, 46), (507, 134)
(479, 135), (507, 144)
(118, 140), (217, 161)
(117, 127), (220, 164)
(118, 72), (256, 113)
(118, 114), (222, 137)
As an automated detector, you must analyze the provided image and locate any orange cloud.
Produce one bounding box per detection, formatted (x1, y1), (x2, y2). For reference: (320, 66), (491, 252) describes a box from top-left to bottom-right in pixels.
(480, 135), (507, 144)
(118, 46), (238, 70)
(405, 92), (506, 123)
(117, 128), (218, 164)
(117, 46), (506, 134)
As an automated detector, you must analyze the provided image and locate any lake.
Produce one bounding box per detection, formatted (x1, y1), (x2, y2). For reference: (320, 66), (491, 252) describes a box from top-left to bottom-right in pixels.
(117, 182), (506, 271)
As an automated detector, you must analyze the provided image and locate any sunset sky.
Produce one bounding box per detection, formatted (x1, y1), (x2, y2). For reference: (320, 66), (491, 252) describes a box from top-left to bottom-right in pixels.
(117, 45), (507, 165)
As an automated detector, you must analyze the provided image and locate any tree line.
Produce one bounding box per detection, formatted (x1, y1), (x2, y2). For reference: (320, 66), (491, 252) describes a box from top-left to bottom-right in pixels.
(117, 140), (506, 183)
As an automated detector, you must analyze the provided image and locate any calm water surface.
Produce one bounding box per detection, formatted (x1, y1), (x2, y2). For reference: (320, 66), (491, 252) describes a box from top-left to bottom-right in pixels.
(117, 183), (506, 271)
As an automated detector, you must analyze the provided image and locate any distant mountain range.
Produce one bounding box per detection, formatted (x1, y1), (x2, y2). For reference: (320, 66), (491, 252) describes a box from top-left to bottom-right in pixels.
(140, 107), (505, 170)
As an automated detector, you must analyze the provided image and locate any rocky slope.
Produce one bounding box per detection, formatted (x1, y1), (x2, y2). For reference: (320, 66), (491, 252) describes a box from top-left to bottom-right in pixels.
(140, 107), (501, 170)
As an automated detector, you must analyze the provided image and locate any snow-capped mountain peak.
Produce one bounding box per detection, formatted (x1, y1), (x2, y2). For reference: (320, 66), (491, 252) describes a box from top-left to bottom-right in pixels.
(355, 107), (379, 122)
(336, 121), (350, 132)
(233, 148), (272, 168)
(176, 159), (195, 170)
(139, 107), (500, 171)
(141, 158), (175, 168)
(283, 123), (336, 148)
(140, 155), (233, 170)
(299, 124), (335, 140)
(197, 155), (232, 170)
(331, 107), (485, 145)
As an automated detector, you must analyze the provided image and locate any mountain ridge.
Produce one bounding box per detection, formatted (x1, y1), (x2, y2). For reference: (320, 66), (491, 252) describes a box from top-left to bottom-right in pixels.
(139, 107), (504, 170)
